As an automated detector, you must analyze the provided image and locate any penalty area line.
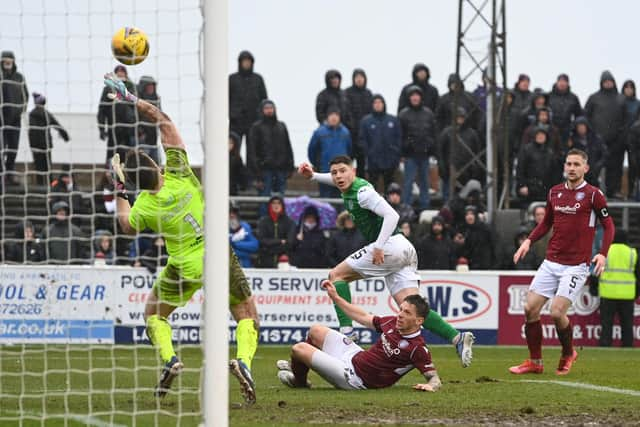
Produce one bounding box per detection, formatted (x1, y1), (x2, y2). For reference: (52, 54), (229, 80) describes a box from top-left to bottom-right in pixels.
(517, 379), (640, 397)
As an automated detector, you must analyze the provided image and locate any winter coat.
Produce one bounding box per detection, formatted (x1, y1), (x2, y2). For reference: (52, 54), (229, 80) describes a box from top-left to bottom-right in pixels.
(137, 75), (161, 147)
(521, 120), (562, 157)
(255, 209), (296, 268)
(435, 74), (483, 133)
(229, 132), (247, 195)
(43, 219), (86, 264)
(28, 106), (69, 150)
(398, 63), (439, 113)
(307, 123), (352, 173)
(627, 118), (640, 175)
(548, 84), (582, 135)
(0, 53), (28, 126)
(511, 87), (533, 119)
(359, 95), (402, 171)
(315, 69), (350, 124)
(139, 243), (168, 273)
(344, 68), (373, 142)
(417, 233), (455, 270)
(567, 117), (608, 186)
(584, 71), (625, 144)
(230, 221), (259, 268)
(92, 230), (115, 265)
(288, 206), (329, 268)
(389, 201), (417, 224)
(398, 102), (437, 159)
(516, 140), (560, 201)
(326, 227), (367, 267)
(462, 218), (495, 269)
(437, 121), (482, 184)
(3, 222), (45, 264)
(247, 100), (294, 175)
(228, 51), (268, 132)
(622, 80), (640, 129)
(97, 79), (137, 141)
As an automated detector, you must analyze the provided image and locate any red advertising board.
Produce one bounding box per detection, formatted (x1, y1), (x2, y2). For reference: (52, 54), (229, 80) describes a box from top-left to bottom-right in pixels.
(498, 275), (640, 346)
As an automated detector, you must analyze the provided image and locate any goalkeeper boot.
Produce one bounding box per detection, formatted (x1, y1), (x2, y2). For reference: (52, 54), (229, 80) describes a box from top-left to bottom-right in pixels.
(509, 359), (544, 374)
(555, 350), (578, 376)
(276, 360), (310, 388)
(229, 359), (256, 404)
(155, 355), (184, 398)
(455, 332), (475, 368)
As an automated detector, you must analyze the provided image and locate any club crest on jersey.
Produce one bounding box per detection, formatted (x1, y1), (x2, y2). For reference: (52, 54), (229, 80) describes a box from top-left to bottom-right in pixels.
(575, 192), (585, 201)
(398, 339), (409, 349)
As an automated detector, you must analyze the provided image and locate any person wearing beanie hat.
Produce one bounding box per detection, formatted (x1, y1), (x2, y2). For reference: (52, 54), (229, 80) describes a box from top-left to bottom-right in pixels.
(385, 182), (417, 224)
(344, 68), (373, 178)
(229, 50), (268, 154)
(521, 106), (563, 158)
(28, 92), (70, 186)
(512, 72), (533, 116)
(247, 99), (294, 197)
(255, 195), (296, 268)
(327, 210), (367, 267)
(42, 199), (86, 264)
(398, 63), (439, 113)
(1, 50), (29, 181)
(315, 69), (350, 125)
(549, 73), (583, 143)
(435, 73), (482, 135)
(416, 215), (456, 270)
(568, 116), (607, 187)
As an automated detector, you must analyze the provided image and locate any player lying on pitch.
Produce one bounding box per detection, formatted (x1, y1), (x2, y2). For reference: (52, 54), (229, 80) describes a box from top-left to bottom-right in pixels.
(104, 73), (259, 403)
(277, 280), (441, 392)
(299, 156), (474, 367)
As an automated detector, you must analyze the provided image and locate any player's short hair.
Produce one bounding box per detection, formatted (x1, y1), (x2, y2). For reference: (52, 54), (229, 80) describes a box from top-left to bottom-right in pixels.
(566, 148), (588, 163)
(124, 149), (160, 191)
(403, 294), (430, 319)
(329, 155), (353, 168)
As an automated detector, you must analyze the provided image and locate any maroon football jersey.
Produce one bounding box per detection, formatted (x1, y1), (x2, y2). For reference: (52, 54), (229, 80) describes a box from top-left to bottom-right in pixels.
(351, 316), (435, 389)
(529, 181), (613, 265)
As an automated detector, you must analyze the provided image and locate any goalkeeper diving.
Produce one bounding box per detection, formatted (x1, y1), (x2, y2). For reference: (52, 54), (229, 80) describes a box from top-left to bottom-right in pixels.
(104, 73), (259, 404)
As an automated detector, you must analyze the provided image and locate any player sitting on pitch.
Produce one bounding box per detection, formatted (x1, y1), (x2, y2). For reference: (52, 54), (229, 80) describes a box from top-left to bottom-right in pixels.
(298, 156), (474, 367)
(277, 280), (441, 392)
(104, 73), (260, 403)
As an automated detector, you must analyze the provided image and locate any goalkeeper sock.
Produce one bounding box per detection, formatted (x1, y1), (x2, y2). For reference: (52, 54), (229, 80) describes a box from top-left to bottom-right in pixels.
(146, 315), (176, 364)
(236, 318), (259, 370)
(422, 309), (459, 343)
(333, 281), (352, 327)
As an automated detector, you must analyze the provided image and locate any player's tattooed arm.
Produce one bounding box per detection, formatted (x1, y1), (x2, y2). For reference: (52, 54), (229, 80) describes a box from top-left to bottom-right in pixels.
(413, 371), (441, 392)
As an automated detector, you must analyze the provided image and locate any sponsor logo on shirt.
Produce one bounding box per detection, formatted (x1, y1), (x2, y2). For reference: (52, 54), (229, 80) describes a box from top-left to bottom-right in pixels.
(380, 331), (401, 356)
(554, 203), (581, 214)
(576, 192), (585, 201)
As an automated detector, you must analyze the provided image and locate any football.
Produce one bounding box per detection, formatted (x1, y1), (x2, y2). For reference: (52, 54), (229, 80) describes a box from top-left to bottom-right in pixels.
(111, 27), (149, 65)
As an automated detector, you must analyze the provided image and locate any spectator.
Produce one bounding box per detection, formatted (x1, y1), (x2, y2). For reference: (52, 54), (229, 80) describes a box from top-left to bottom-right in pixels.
(440, 179), (485, 230)
(435, 73), (482, 133)
(326, 210), (366, 267)
(595, 228), (639, 347)
(97, 65), (137, 163)
(496, 90), (521, 192)
(451, 228), (470, 265)
(344, 69), (373, 177)
(129, 235), (153, 267)
(315, 69), (349, 125)
(360, 94), (401, 193)
(503, 228), (542, 270)
(398, 220), (416, 245)
(49, 167), (82, 218)
(516, 127), (560, 203)
(399, 85), (437, 210)
(566, 116), (607, 187)
(139, 235), (168, 273)
(437, 107), (482, 198)
(43, 200), (87, 264)
(248, 99), (294, 196)
(28, 92), (70, 186)
(229, 50), (268, 154)
(288, 205), (328, 268)
(3, 220), (45, 264)
(307, 107), (351, 198)
(472, 68), (503, 113)
(397, 63), (439, 114)
(622, 80), (640, 129)
(229, 205), (259, 268)
(529, 204), (550, 261)
(461, 206), (495, 270)
(255, 196), (295, 268)
(136, 75), (161, 162)
(511, 73), (533, 118)
(521, 107), (562, 157)
(93, 170), (116, 233)
(93, 230), (115, 265)
(627, 114), (640, 200)
(519, 89), (549, 138)
(585, 70), (625, 198)
(386, 182), (416, 224)
(229, 131), (247, 195)
(0, 50), (29, 183)
(417, 216), (455, 270)
(548, 74), (582, 142)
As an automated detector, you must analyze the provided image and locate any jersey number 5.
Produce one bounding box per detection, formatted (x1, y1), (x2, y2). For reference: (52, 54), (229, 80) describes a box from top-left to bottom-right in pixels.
(184, 213), (203, 235)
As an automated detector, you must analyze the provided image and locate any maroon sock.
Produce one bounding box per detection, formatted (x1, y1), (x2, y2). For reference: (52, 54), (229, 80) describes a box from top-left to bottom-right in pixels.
(525, 320), (543, 360)
(556, 323), (574, 357)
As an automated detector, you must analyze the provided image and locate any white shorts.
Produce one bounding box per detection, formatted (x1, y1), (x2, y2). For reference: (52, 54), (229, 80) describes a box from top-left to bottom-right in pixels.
(529, 259), (589, 304)
(311, 329), (366, 390)
(345, 234), (420, 296)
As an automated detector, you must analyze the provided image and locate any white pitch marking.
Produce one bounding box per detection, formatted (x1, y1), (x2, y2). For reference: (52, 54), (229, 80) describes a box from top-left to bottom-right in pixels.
(519, 379), (640, 397)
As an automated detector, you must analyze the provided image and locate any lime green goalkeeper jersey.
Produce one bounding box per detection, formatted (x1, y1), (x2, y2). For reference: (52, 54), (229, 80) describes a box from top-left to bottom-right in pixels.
(129, 149), (204, 262)
(341, 177), (398, 244)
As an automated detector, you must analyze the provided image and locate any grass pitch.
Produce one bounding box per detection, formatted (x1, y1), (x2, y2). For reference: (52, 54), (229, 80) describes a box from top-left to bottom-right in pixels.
(1, 344), (639, 426)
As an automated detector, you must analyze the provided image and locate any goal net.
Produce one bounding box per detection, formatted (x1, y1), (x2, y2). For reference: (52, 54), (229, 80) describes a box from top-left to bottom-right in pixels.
(0, 1), (212, 425)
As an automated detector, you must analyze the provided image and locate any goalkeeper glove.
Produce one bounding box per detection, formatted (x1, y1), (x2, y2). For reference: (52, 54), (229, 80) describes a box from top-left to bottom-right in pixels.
(111, 153), (128, 201)
(104, 72), (138, 103)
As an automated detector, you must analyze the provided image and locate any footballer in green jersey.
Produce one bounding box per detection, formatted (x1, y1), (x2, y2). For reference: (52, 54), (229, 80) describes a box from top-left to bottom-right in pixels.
(299, 155), (475, 367)
(104, 73), (258, 404)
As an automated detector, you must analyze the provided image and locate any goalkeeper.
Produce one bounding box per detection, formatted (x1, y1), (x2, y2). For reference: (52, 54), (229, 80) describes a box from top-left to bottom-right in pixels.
(104, 73), (259, 404)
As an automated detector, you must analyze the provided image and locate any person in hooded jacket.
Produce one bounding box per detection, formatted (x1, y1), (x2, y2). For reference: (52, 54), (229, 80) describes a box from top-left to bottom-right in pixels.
(385, 182), (417, 224)
(93, 229), (115, 265)
(344, 69), (373, 177)
(511, 74), (533, 119)
(621, 80), (640, 129)
(435, 73), (483, 134)
(627, 114), (640, 200)
(43, 200), (87, 264)
(566, 116), (607, 187)
(0, 50), (29, 180)
(228, 50), (268, 154)
(548, 74), (582, 143)
(585, 71), (626, 197)
(255, 196), (295, 268)
(315, 69), (350, 125)
(518, 89), (550, 141)
(28, 93), (70, 186)
(461, 205), (495, 270)
(229, 205), (259, 268)
(229, 131), (247, 195)
(3, 220), (45, 264)
(359, 94), (401, 193)
(247, 99), (294, 196)
(397, 63), (439, 113)
(136, 75), (161, 162)
(503, 228), (542, 270)
(520, 107), (562, 158)
(516, 127), (561, 203)
(399, 85), (437, 210)
(288, 205), (328, 268)
(326, 210), (367, 267)
(417, 216), (456, 270)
